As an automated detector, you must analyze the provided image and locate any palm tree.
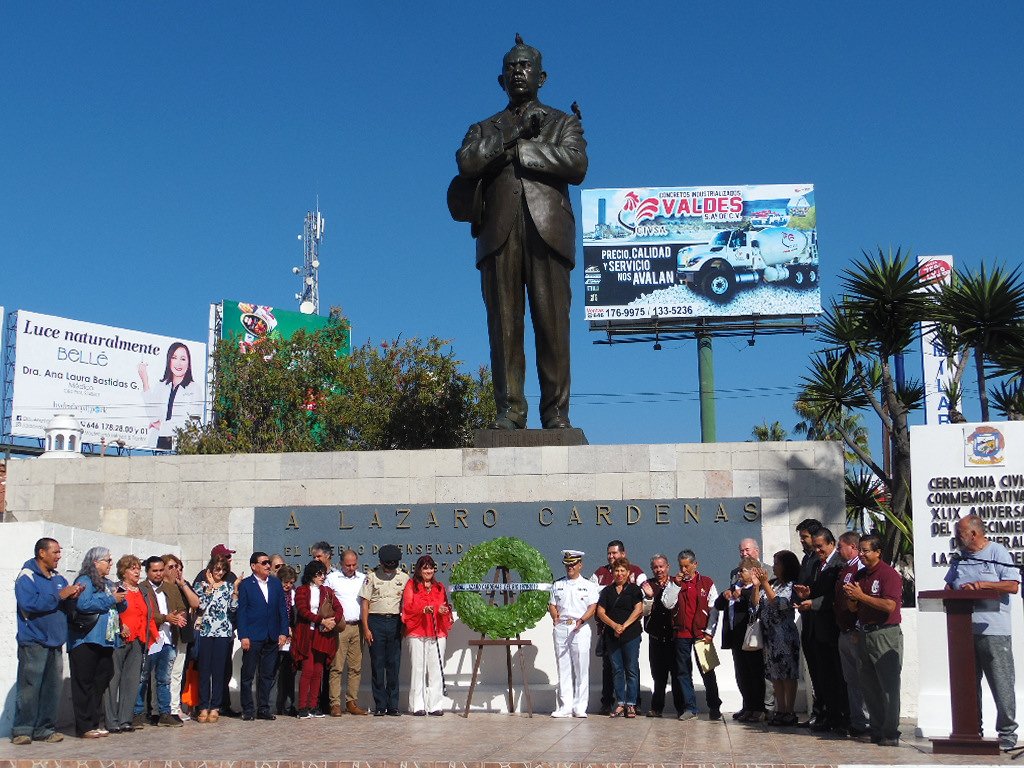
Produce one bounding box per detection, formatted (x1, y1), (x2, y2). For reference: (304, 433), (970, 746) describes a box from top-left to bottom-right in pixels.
(933, 264), (1024, 421)
(800, 248), (928, 563)
(793, 394), (870, 463)
(751, 421), (788, 441)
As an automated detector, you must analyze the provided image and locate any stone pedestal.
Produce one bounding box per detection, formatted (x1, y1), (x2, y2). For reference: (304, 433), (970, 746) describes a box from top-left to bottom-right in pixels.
(473, 428), (588, 448)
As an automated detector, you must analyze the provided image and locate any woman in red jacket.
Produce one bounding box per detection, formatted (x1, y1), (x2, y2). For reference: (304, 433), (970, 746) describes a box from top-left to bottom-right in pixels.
(401, 555), (452, 716)
(291, 560), (342, 718)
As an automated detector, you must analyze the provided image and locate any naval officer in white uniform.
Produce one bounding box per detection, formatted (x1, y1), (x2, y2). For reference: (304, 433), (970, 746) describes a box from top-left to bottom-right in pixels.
(548, 549), (601, 718)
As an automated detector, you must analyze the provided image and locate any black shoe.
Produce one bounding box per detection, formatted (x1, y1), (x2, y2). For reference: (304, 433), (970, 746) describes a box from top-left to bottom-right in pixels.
(284, 706), (298, 717)
(798, 718), (815, 728)
(130, 714), (147, 729)
(429, 710), (444, 717)
(878, 737), (899, 747)
(646, 710), (662, 718)
(832, 725), (850, 738)
(373, 710), (386, 717)
(732, 709), (747, 720)
(242, 713), (255, 721)
(413, 710), (426, 716)
(811, 721), (832, 733)
(708, 710), (722, 721)
(848, 726), (868, 738)
(598, 706), (612, 717)
(386, 709), (401, 716)
(256, 712), (276, 721)
(220, 708), (242, 718)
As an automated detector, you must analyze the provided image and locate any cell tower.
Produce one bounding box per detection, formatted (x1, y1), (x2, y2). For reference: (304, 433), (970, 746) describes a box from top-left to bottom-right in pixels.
(293, 202), (325, 314)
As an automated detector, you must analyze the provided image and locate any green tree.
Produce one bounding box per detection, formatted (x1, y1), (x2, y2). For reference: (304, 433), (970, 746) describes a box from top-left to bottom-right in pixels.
(932, 264), (1024, 421)
(799, 248), (929, 563)
(792, 396), (869, 464)
(177, 320), (494, 454)
(750, 420), (788, 441)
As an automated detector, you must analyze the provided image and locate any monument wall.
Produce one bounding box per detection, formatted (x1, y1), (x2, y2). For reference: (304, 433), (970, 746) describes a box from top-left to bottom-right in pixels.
(5, 440), (849, 713)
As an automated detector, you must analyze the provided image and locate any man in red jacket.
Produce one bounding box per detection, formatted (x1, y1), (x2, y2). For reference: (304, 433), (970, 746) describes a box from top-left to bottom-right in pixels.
(660, 549), (722, 721)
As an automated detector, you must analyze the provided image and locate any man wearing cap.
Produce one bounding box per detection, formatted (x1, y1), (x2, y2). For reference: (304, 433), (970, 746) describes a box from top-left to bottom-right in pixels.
(548, 549), (601, 718)
(360, 545), (410, 716)
(193, 544), (239, 717)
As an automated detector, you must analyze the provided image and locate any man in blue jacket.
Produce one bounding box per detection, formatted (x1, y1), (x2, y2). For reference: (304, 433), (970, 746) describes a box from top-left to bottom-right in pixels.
(12, 537), (84, 745)
(236, 551), (289, 720)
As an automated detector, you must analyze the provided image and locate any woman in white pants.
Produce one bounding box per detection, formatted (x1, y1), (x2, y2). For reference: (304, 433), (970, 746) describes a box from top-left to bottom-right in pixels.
(401, 556), (452, 716)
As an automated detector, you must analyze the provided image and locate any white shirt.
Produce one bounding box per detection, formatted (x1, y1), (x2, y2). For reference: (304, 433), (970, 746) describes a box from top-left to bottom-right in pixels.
(549, 575), (601, 620)
(255, 573), (269, 602)
(326, 568), (365, 623)
(308, 584), (321, 623)
(150, 581), (171, 654)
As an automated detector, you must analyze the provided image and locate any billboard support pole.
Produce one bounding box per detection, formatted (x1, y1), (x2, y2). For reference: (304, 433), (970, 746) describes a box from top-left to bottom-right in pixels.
(697, 332), (716, 443)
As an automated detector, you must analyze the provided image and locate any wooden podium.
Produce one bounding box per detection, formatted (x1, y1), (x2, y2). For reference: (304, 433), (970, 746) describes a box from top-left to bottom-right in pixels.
(918, 589), (1002, 755)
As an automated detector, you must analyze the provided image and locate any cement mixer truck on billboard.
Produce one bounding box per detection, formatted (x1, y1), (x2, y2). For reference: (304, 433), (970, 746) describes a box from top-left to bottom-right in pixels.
(581, 184), (821, 321)
(676, 226), (819, 303)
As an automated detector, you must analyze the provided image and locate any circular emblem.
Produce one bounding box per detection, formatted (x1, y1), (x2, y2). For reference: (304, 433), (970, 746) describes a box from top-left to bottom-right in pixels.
(451, 537), (553, 639)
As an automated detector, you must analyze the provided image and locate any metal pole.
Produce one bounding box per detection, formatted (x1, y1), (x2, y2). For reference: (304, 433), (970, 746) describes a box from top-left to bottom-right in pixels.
(697, 332), (716, 443)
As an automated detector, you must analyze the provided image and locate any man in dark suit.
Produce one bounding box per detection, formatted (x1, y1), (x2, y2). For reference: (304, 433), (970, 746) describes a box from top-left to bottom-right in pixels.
(794, 527), (848, 733)
(453, 36), (588, 430)
(236, 551), (289, 721)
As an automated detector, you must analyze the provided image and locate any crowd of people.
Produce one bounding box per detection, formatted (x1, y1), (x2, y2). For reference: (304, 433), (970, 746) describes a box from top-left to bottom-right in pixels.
(11, 516), (1019, 752)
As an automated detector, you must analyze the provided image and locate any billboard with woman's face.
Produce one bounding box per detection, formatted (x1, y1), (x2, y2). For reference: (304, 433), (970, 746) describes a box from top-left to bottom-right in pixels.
(8, 310), (207, 450)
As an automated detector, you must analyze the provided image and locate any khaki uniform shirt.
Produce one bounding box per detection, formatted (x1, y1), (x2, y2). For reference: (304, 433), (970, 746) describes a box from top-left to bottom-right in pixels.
(359, 568), (410, 615)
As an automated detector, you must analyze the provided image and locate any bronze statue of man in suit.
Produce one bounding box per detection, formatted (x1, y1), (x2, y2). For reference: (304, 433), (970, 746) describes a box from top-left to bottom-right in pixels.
(451, 37), (588, 429)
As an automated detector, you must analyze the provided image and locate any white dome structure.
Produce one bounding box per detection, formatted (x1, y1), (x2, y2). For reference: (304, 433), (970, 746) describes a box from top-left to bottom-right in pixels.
(41, 414), (85, 459)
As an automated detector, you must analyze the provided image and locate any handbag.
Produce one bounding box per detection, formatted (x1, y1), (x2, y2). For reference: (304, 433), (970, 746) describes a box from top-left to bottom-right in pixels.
(66, 594), (101, 632)
(741, 616), (764, 651)
(316, 591), (337, 635)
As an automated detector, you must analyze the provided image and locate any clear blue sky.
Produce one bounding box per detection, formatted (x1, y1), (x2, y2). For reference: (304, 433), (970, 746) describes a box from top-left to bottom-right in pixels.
(3, 3), (1022, 445)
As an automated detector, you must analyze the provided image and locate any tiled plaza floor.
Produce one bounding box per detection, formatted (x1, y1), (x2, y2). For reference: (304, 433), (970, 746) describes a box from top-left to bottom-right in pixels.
(0, 713), (1016, 767)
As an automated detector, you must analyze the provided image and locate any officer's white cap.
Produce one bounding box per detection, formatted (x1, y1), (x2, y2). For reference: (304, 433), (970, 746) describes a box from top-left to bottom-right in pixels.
(561, 549), (584, 565)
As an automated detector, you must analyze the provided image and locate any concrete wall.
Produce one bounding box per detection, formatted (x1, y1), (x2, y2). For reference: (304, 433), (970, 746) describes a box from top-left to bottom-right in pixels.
(1, 521), (177, 737)
(4, 441), (849, 715)
(5, 441), (845, 577)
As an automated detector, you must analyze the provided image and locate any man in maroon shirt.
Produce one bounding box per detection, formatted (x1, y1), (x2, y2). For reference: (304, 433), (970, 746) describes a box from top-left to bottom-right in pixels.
(843, 533), (903, 747)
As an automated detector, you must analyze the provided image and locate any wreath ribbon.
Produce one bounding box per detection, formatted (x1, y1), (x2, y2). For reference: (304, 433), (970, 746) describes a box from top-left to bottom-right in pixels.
(451, 537), (554, 639)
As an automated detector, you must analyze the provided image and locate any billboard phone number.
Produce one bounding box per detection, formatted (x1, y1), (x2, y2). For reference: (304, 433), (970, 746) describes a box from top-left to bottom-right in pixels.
(586, 306), (696, 319)
(81, 421), (149, 437)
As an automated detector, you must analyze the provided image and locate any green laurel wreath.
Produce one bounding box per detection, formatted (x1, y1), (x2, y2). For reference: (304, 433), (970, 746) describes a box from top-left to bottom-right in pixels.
(451, 537), (553, 639)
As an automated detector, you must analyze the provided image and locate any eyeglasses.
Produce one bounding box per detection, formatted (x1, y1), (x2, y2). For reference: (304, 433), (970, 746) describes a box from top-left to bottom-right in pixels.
(272, 563), (283, 570)
(257, 560), (271, 566)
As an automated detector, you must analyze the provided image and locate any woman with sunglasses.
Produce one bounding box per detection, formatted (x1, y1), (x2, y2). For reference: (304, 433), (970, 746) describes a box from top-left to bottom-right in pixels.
(291, 560), (343, 718)
(68, 547), (127, 738)
(194, 555), (237, 723)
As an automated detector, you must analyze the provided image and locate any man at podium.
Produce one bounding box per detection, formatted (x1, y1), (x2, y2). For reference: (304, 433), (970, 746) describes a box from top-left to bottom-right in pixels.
(944, 514), (1021, 752)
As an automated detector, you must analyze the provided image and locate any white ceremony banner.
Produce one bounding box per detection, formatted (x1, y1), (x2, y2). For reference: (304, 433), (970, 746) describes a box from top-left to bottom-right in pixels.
(911, 421), (1024, 738)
